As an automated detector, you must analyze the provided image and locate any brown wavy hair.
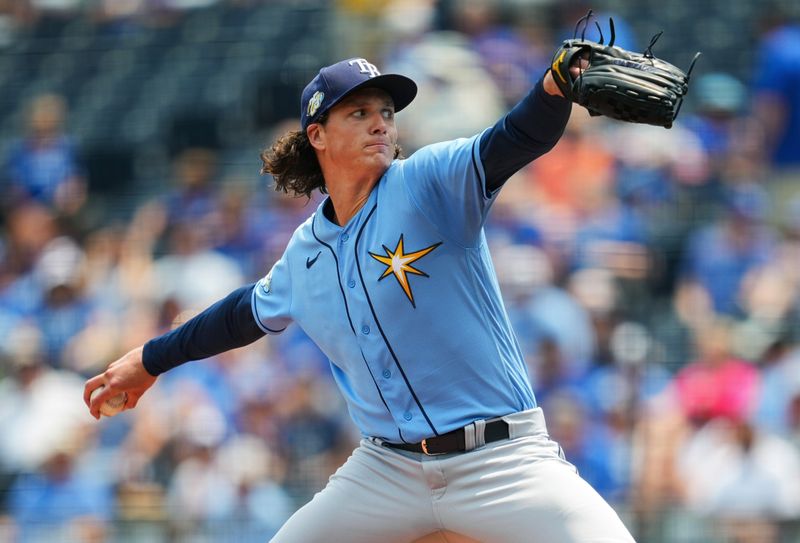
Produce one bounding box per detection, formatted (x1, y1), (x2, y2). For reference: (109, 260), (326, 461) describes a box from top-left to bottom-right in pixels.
(260, 113), (403, 198)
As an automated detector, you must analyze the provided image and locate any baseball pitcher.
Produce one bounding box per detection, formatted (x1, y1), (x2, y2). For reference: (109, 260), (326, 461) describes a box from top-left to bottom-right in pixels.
(86, 16), (695, 541)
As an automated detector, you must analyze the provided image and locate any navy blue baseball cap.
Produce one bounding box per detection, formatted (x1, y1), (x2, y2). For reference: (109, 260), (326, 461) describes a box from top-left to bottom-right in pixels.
(300, 58), (417, 131)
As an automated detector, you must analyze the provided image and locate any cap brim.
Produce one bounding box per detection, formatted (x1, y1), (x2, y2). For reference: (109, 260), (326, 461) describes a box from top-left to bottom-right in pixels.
(338, 74), (418, 114)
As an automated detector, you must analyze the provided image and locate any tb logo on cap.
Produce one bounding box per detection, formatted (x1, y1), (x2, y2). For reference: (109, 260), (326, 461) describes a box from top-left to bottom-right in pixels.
(349, 58), (380, 78)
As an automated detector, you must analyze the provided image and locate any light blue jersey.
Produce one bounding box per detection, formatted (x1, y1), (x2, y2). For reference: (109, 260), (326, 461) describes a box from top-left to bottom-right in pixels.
(252, 132), (535, 443)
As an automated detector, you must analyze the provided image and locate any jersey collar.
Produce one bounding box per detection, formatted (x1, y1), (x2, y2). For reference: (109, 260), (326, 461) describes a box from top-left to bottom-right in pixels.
(312, 168), (388, 240)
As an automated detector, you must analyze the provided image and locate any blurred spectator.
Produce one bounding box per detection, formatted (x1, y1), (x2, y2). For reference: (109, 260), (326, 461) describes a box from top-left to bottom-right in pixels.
(211, 182), (266, 278)
(584, 321), (671, 424)
(773, 196), (800, 332)
(630, 403), (689, 535)
(224, 182), (318, 279)
(567, 267), (619, 364)
(166, 402), (239, 538)
(604, 120), (712, 315)
(31, 236), (97, 367)
(447, 0), (550, 106)
(683, 73), (749, 164)
(582, 322), (672, 507)
(542, 392), (626, 502)
(570, 171), (649, 284)
(163, 430), (295, 542)
(679, 183), (778, 316)
(736, 263), (799, 358)
(494, 243), (595, 380)
(0, 323), (110, 542)
(152, 222), (245, 311)
(751, 9), (800, 168)
(273, 376), (355, 506)
(2, 94), (86, 216)
(384, 31), (505, 151)
(609, 120), (710, 231)
(529, 335), (588, 410)
(1, 234), (96, 368)
(0, 1), (22, 47)
(0, 201), (57, 291)
(215, 434), (295, 540)
(677, 418), (800, 520)
(634, 328), (773, 540)
(524, 107), (616, 252)
(147, 148), (248, 309)
(671, 318), (760, 427)
(682, 71), (769, 200)
(753, 344), (800, 437)
(161, 147), (221, 234)
(78, 214), (162, 317)
(7, 442), (112, 542)
(645, 282), (700, 373)
(0, 323), (90, 474)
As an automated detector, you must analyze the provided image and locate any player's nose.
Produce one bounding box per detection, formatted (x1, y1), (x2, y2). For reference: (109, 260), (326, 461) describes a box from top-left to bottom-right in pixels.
(368, 112), (388, 134)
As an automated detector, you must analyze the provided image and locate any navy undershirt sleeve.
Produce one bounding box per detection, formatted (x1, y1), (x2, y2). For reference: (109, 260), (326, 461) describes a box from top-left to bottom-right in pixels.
(142, 283), (265, 376)
(479, 78), (572, 193)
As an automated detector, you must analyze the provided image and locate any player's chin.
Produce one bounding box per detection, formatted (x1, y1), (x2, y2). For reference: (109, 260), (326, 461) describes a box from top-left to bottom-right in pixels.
(362, 148), (393, 168)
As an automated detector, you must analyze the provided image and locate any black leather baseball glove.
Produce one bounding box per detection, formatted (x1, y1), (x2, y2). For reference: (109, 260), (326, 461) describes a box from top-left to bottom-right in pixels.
(551, 11), (700, 128)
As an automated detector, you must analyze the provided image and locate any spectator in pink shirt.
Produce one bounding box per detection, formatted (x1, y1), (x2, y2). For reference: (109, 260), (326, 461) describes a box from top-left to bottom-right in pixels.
(673, 319), (760, 426)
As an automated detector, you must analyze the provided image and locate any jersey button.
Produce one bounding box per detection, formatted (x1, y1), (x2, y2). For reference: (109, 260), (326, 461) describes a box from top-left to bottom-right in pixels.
(361, 325), (370, 335)
(403, 412), (412, 421)
(341, 233), (350, 242)
(382, 369), (391, 379)
(348, 279), (356, 288)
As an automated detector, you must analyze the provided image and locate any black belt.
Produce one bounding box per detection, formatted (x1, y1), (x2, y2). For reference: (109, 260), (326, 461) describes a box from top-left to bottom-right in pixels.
(385, 419), (509, 456)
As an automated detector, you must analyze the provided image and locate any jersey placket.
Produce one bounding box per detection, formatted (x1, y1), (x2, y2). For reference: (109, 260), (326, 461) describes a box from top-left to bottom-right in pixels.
(349, 205), (438, 440)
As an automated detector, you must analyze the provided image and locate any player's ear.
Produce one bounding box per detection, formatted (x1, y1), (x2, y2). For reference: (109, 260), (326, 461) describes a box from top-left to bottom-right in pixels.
(306, 124), (326, 151)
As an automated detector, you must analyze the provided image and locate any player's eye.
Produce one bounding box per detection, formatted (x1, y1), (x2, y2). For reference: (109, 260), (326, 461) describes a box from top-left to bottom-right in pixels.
(382, 109), (395, 120)
(352, 109), (366, 118)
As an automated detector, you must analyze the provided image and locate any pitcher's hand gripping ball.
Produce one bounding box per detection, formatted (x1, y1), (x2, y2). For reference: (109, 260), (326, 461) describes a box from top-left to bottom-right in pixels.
(551, 11), (701, 128)
(90, 385), (127, 417)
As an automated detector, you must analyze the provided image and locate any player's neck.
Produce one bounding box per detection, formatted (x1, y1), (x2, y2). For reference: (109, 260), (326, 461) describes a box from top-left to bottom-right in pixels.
(327, 188), (373, 226)
(324, 173), (380, 226)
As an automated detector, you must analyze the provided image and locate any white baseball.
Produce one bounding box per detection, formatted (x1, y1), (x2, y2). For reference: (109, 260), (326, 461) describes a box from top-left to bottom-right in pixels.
(90, 385), (127, 417)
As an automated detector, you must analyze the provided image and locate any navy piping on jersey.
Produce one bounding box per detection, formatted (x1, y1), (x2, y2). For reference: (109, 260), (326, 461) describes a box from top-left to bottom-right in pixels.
(470, 137), (489, 199)
(312, 213), (402, 442)
(354, 204), (439, 437)
(251, 285), (287, 334)
(311, 214), (357, 336)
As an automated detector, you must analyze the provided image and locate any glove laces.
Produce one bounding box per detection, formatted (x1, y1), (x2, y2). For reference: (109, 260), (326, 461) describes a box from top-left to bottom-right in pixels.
(644, 31), (664, 59)
(573, 9), (593, 41)
(573, 10), (616, 47)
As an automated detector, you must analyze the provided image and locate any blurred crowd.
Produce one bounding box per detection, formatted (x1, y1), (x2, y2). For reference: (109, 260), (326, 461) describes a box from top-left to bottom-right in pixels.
(1, 1), (800, 542)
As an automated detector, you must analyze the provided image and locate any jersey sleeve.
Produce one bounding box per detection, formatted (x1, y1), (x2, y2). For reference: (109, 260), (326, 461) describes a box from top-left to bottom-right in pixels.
(400, 132), (494, 247)
(252, 252), (293, 334)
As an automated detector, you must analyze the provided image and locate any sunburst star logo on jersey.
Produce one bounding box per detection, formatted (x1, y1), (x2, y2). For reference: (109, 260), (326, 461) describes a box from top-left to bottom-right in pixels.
(369, 235), (441, 308)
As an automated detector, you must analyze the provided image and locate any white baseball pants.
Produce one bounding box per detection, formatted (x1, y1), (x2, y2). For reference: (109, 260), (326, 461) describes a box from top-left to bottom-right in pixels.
(270, 408), (636, 543)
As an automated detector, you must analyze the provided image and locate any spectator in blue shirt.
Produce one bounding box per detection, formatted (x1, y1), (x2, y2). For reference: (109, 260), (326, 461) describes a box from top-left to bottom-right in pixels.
(752, 11), (800, 168)
(3, 94), (86, 215)
(679, 183), (777, 316)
